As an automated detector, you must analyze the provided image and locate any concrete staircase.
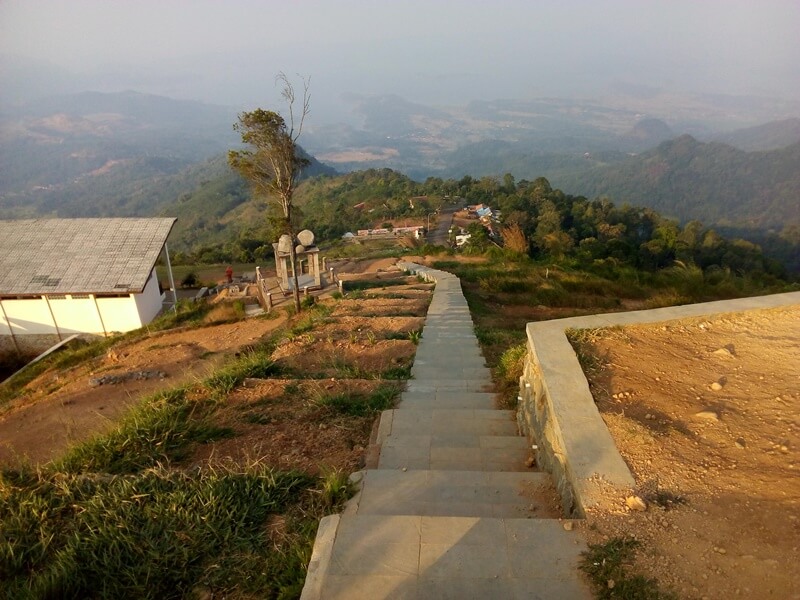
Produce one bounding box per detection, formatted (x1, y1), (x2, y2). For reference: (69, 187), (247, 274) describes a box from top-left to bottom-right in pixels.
(302, 266), (592, 599)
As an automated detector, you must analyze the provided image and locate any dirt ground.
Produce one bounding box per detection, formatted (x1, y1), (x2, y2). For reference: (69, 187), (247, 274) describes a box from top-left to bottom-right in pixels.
(580, 305), (800, 599)
(189, 378), (398, 474)
(0, 313), (289, 466)
(0, 258), (430, 471)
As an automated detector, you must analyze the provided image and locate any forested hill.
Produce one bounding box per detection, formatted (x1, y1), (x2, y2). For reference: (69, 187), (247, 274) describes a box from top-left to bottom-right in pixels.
(554, 135), (800, 232)
(710, 118), (800, 151)
(161, 152), (336, 259)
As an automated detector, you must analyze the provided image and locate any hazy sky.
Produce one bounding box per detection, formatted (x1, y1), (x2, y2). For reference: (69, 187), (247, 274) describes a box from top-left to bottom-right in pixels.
(1, 0), (799, 116)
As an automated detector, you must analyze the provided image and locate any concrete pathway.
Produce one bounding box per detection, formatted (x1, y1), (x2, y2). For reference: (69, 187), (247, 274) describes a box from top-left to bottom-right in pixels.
(302, 265), (592, 599)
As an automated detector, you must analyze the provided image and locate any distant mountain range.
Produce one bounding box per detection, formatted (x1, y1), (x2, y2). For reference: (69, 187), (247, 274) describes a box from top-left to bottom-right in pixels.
(0, 90), (237, 204)
(303, 92), (800, 179)
(707, 118), (800, 152)
(1, 89), (798, 267)
(553, 135), (800, 231)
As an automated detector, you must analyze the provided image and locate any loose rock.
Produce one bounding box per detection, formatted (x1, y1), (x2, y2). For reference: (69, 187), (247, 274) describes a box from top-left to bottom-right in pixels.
(626, 495), (648, 511)
(694, 410), (720, 421)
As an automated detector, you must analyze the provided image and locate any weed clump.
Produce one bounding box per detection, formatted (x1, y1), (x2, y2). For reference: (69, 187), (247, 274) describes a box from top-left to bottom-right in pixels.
(315, 384), (399, 416)
(55, 388), (232, 475)
(580, 537), (677, 599)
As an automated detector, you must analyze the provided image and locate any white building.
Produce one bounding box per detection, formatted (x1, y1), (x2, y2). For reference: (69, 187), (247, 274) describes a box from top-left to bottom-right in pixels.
(0, 218), (177, 354)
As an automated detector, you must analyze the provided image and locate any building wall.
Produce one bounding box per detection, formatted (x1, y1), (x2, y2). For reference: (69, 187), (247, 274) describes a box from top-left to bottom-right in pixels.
(132, 270), (164, 327)
(0, 269), (163, 337)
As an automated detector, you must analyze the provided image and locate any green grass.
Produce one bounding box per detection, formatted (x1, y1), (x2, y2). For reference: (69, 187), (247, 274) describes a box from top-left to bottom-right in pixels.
(286, 304), (333, 337)
(319, 238), (410, 260)
(315, 384), (399, 416)
(341, 278), (410, 292)
(380, 364), (413, 380)
(54, 388), (233, 475)
(495, 343), (527, 408)
(0, 463), (340, 599)
(580, 538), (677, 599)
(203, 349), (280, 398)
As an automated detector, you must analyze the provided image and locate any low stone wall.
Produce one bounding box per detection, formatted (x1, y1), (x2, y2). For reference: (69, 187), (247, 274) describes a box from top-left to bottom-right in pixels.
(518, 291), (800, 517)
(398, 262), (441, 283)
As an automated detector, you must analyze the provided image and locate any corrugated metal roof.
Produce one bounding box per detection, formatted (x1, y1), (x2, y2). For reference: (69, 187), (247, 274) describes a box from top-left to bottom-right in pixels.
(0, 218), (176, 295)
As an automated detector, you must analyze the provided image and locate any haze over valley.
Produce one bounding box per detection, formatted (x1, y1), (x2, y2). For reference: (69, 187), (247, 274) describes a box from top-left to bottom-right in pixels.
(1, 0), (799, 267)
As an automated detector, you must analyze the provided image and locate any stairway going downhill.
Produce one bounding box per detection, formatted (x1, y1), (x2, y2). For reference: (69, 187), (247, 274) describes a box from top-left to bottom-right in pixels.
(301, 265), (592, 599)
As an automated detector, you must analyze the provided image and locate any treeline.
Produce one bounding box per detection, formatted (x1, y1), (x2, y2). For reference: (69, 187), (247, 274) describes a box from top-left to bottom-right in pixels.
(456, 175), (786, 278)
(552, 136), (800, 262)
(168, 166), (795, 281)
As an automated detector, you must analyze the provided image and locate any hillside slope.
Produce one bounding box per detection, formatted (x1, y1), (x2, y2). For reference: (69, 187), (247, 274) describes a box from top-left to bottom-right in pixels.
(554, 135), (800, 230)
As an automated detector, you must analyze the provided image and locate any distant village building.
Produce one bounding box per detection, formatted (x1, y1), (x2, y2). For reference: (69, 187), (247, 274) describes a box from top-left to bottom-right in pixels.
(0, 218), (177, 354)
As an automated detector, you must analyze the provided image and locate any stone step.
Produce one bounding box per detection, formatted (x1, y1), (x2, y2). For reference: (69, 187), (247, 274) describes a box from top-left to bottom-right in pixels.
(377, 435), (531, 472)
(376, 409), (518, 441)
(413, 339), (483, 352)
(398, 391), (496, 410)
(411, 365), (491, 380)
(412, 351), (484, 364)
(348, 470), (560, 518)
(301, 514), (592, 600)
(405, 379), (493, 393)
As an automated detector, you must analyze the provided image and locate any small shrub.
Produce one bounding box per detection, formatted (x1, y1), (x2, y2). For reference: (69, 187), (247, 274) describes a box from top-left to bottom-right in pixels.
(496, 343), (527, 386)
(318, 467), (353, 508)
(566, 328), (608, 378)
(381, 364), (412, 380)
(580, 537), (677, 599)
(232, 299), (247, 318)
(180, 272), (199, 287)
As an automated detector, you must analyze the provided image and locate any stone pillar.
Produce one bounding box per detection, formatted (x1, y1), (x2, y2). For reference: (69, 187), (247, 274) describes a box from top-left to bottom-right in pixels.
(312, 252), (322, 286)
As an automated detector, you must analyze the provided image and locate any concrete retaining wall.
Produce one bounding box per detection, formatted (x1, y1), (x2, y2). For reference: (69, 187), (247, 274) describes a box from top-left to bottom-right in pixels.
(518, 291), (800, 517)
(0, 334), (62, 356)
